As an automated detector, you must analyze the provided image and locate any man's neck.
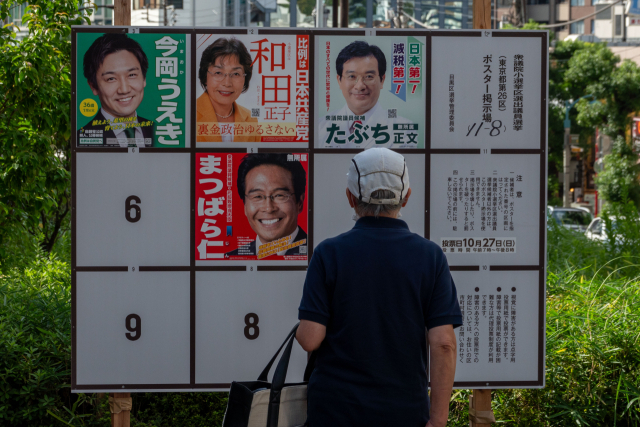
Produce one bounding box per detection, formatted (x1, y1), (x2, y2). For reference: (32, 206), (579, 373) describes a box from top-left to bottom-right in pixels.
(101, 109), (137, 122)
(360, 212), (399, 219)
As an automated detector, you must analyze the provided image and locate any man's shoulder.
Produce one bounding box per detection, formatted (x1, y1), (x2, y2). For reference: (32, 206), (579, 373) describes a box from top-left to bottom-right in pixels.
(79, 110), (107, 130)
(319, 226), (441, 252)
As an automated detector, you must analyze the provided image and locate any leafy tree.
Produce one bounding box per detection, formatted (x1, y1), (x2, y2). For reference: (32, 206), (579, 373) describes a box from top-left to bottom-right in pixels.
(0, 0), (86, 264)
(595, 137), (640, 208)
(576, 58), (640, 138)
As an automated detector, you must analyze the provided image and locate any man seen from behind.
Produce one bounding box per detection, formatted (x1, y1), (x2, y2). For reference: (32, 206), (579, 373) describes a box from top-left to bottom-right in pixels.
(297, 147), (462, 427)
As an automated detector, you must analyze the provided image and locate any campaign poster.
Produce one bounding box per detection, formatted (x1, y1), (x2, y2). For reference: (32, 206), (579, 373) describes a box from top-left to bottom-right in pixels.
(315, 35), (426, 149)
(195, 34), (310, 145)
(195, 152), (309, 261)
(76, 32), (188, 148)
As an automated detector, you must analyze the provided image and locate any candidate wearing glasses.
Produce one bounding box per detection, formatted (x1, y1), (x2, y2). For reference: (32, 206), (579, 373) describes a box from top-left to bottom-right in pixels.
(197, 37), (259, 142)
(226, 153), (307, 258)
(318, 40), (414, 149)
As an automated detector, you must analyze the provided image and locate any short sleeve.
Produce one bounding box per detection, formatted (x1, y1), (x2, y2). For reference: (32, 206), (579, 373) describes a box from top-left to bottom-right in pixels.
(424, 251), (463, 330)
(298, 245), (331, 326)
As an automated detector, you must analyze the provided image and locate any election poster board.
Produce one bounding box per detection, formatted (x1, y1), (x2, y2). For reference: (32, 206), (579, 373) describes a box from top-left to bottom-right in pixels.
(314, 31), (427, 149)
(72, 27), (547, 392)
(195, 31), (310, 148)
(76, 31), (190, 148)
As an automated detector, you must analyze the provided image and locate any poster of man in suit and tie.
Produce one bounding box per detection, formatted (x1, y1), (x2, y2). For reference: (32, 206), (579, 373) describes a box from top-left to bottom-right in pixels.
(76, 32), (188, 148)
(316, 36), (426, 149)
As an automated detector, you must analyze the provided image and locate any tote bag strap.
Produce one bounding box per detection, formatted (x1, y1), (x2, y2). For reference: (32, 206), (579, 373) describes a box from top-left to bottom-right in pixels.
(257, 323), (299, 382)
(303, 350), (317, 382)
(266, 325), (300, 427)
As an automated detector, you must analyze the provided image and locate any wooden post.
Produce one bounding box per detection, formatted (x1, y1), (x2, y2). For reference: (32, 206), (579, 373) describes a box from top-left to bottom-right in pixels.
(469, 389), (495, 426)
(111, 6), (132, 427)
(333, 0), (339, 27)
(110, 393), (132, 427)
(472, 0), (491, 30)
(340, 0), (349, 27)
(468, 6), (495, 425)
(114, 0), (131, 26)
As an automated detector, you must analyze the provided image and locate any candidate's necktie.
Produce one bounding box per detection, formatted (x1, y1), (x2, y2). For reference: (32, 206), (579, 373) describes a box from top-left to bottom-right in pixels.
(349, 120), (362, 135)
(124, 127), (136, 139)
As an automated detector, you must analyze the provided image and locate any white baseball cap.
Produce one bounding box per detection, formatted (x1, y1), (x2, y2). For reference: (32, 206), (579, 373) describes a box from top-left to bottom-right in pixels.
(347, 148), (410, 205)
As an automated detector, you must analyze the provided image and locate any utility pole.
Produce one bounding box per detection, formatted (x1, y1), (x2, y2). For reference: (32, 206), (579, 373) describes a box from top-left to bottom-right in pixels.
(564, 118), (572, 207)
(623, 1), (627, 41)
(316, 0), (324, 26)
(563, 95), (594, 207)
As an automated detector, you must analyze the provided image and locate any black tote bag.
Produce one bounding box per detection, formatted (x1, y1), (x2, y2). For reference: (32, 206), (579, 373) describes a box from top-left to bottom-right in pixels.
(222, 323), (315, 427)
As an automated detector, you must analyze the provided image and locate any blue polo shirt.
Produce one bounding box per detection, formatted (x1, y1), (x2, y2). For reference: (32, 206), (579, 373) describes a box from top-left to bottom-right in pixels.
(298, 216), (462, 427)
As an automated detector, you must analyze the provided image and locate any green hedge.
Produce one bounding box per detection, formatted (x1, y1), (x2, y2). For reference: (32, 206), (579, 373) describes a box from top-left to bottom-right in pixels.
(2, 225), (640, 426)
(0, 258), (74, 426)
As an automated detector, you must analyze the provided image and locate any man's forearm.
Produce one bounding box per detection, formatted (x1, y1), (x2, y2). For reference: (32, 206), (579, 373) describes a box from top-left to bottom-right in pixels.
(428, 329), (457, 427)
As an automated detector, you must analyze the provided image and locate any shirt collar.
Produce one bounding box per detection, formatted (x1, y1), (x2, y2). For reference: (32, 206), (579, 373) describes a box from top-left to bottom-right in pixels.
(353, 216), (409, 230)
(347, 102), (380, 127)
(255, 226), (300, 255)
(101, 109), (138, 124)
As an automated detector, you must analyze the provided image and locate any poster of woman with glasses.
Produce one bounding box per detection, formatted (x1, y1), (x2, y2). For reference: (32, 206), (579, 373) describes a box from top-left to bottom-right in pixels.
(195, 152), (309, 262)
(315, 35), (426, 149)
(195, 33), (310, 147)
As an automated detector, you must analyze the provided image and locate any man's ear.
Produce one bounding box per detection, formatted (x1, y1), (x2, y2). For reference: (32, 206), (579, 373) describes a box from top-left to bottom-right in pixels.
(336, 74), (342, 85)
(401, 187), (412, 207)
(346, 188), (356, 208)
(89, 82), (100, 97)
(379, 74), (386, 86)
(296, 194), (305, 212)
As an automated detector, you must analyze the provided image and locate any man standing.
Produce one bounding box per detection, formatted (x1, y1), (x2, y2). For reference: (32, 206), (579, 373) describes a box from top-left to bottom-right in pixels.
(297, 148), (461, 427)
(78, 33), (154, 147)
(318, 41), (416, 149)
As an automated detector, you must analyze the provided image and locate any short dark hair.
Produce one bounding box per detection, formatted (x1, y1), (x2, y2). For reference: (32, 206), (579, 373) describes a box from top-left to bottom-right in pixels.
(83, 33), (148, 90)
(198, 38), (253, 93)
(237, 154), (307, 203)
(336, 41), (387, 80)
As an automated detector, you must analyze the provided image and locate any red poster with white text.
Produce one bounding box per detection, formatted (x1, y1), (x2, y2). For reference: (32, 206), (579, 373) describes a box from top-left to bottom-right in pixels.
(195, 152), (309, 261)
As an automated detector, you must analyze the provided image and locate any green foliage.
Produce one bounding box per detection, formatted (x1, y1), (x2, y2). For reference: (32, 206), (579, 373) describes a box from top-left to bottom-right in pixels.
(595, 137), (640, 208)
(0, 257), (73, 426)
(0, 0), (86, 262)
(296, 0), (315, 16)
(502, 19), (545, 31)
(132, 393), (227, 426)
(447, 223), (640, 426)
(577, 59), (640, 138)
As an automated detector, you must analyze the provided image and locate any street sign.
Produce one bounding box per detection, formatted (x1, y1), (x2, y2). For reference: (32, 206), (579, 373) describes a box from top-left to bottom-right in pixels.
(72, 27), (547, 392)
(627, 0), (640, 17)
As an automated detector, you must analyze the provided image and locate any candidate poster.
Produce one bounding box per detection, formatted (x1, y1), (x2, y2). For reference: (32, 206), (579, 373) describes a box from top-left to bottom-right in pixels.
(76, 32), (188, 148)
(314, 35), (426, 148)
(195, 34), (310, 146)
(195, 152), (309, 261)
